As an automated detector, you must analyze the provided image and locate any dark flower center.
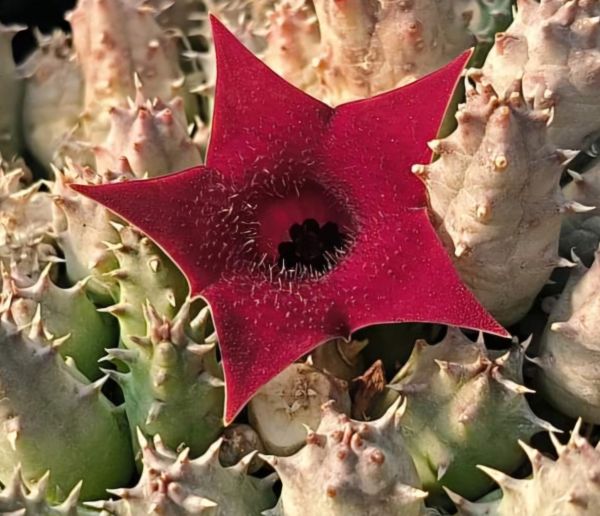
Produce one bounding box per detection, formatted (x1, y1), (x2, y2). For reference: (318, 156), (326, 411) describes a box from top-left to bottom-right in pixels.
(278, 218), (347, 272)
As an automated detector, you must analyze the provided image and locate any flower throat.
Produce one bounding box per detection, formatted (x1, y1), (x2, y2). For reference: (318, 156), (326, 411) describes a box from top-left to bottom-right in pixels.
(277, 218), (347, 273)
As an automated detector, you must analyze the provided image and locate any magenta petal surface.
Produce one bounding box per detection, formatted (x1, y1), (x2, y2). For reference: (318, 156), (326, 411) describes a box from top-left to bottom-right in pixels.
(206, 16), (332, 183)
(72, 17), (508, 424)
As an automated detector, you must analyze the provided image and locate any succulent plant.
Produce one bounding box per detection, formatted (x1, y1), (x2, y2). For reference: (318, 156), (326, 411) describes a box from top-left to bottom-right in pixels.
(149, 0), (204, 35)
(182, 0), (263, 149)
(263, 398), (427, 516)
(0, 237), (59, 289)
(68, 0), (192, 144)
(0, 166), (51, 233)
(2, 1), (600, 515)
(93, 87), (202, 178)
(535, 249), (600, 423)
(561, 216), (600, 267)
(103, 299), (224, 456)
(562, 160), (600, 219)
(415, 74), (575, 325)
(0, 24), (23, 159)
(454, 0), (513, 44)
(1, 262), (116, 380)
(0, 157), (58, 284)
(0, 466), (98, 516)
(309, 337), (368, 381)
(101, 223), (188, 345)
(264, 0), (474, 105)
(378, 328), (554, 504)
(20, 31), (84, 169)
(51, 163), (121, 302)
(88, 429), (277, 515)
(0, 318), (133, 501)
(262, 0), (320, 95)
(482, 0), (600, 149)
(219, 423), (266, 473)
(561, 159), (600, 265)
(450, 420), (600, 516)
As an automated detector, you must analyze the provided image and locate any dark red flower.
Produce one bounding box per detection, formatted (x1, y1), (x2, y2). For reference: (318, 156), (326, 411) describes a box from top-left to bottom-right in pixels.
(73, 17), (508, 423)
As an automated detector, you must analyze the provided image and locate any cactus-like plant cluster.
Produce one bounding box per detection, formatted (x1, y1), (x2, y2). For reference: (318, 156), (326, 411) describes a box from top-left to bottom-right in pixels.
(264, 0), (475, 105)
(561, 158), (600, 265)
(51, 163), (121, 301)
(482, 0), (600, 149)
(1, 263), (116, 380)
(264, 399), (427, 516)
(451, 420), (600, 516)
(415, 75), (573, 325)
(0, 466), (96, 516)
(0, 318), (133, 501)
(88, 430), (277, 515)
(455, 0), (513, 44)
(93, 79), (202, 178)
(69, 0), (191, 141)
(3, 0), (600, 514)
(380, 329), (554, 503)
(20, 31), (83, 168)
(0, 157), (56, 283)
(104, 298), (224, 456)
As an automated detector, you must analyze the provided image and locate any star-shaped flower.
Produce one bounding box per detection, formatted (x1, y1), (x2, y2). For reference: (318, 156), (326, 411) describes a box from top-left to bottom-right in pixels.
(73, 17), (508, 423)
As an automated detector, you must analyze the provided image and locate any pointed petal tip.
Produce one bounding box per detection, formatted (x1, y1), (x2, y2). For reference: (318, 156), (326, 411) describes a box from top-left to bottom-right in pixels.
(222, 393), (244, 426)
(457, 48), (475, 68)
(469, 295), (510, 338)
(488, 322), (511, 339)
(423, 47), (474, 88)
(210, 14), (238, 56)
(223, 380), (256, 424)
(463, 311), (510, 339)
(209, 13), (224, 32)
(68, 181), (118, 204)
(68, 183), (91, 196)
